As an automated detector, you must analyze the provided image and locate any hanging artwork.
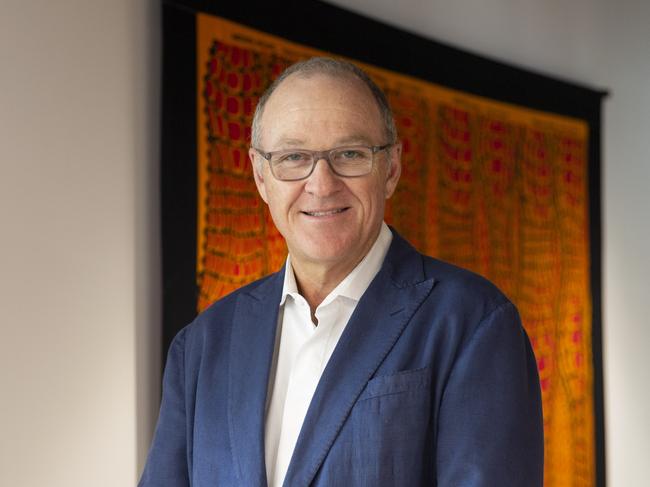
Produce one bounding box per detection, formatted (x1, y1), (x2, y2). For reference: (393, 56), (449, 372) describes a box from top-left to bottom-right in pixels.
(161, 3), (606, 486)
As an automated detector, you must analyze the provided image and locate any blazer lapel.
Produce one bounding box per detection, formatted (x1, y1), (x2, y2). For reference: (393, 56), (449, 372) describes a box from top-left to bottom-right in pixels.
(228, 268), (284, 487)
(282, 232), (436, 487)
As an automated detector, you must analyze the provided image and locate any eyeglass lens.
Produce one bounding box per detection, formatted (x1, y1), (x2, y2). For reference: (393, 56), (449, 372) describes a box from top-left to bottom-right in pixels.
(271, 147), (374, 180)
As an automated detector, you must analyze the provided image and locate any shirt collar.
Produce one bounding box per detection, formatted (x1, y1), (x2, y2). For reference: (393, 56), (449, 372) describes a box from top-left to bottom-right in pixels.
(280, 222), (393, 307)
(279, 254), (300, 306)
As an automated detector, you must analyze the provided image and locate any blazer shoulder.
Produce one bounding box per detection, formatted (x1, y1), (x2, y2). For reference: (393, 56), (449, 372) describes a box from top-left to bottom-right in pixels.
(203, 271), (278, 314)
(421, 254), (512, 313)
(177, 270), (282, 346)
(385, 230), (512, 317)
(415, 255), (528, 360)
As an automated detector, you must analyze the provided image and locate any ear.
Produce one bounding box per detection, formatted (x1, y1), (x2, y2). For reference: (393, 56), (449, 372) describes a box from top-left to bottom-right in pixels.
(249, 148), (269, 204)
(383, 142), (402, 199)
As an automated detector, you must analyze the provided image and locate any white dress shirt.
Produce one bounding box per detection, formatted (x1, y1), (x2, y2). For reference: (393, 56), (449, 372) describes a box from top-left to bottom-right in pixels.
(264, 222), (393, 487)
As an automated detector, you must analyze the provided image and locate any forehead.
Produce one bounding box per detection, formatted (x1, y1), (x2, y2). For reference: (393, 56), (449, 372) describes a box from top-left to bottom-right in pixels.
(259, 73), (385, 148)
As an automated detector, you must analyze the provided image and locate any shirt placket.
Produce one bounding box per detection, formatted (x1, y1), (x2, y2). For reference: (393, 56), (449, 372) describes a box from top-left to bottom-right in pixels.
(274, 298), (340, 485)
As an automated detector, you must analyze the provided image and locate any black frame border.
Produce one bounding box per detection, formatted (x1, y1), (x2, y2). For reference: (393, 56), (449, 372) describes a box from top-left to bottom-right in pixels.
(160, 2), (606, 485)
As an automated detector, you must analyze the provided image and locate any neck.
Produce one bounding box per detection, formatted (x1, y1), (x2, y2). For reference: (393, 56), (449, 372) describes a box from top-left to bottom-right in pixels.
(290, 229), (381, 317)
(291, 258), (353, 314)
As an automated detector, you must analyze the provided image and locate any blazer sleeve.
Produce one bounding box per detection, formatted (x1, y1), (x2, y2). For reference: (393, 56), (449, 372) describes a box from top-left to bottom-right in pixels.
(138, 328), (190, 487)
(436, 302), (544, 486)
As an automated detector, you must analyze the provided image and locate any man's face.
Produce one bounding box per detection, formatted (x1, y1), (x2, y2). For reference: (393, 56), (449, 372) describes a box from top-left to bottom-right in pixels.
(250, 74), (401, 272)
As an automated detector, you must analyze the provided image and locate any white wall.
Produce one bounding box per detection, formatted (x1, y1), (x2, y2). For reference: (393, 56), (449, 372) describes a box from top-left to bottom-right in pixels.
(0, 1), (160, 486)
(324, 0), (650, 486)
(1, 0), (647, 486)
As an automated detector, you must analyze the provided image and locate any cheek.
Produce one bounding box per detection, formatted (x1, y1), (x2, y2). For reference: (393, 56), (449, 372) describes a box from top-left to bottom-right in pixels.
(357, 181), (388, 215)
(265, 186), (299, 223)
(266, 194), (286, 220)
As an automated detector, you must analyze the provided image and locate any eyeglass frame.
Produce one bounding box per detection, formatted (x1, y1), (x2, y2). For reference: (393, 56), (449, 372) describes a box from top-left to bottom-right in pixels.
(252, 143), (395, 181)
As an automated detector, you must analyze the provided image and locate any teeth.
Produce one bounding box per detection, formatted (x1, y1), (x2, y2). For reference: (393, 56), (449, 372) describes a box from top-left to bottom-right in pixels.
(305, 208), (346, 217)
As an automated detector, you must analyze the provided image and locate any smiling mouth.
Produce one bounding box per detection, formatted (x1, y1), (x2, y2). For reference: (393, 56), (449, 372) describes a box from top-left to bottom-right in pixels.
(301, 207), (349, 217)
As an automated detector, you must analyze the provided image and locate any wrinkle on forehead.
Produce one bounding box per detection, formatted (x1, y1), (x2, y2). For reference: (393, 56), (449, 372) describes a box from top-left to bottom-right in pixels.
(259, 74), (385, 150)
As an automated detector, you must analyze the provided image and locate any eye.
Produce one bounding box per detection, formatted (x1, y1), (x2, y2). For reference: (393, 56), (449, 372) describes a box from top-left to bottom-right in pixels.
(287, 153), (305, 161)
(276, 152), (310, 164)
(340, 149), (363, 159)
(333, 147), (372, 164)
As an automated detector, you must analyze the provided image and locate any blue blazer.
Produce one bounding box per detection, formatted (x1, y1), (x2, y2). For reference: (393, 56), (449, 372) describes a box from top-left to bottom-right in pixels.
(140, 230), (543, 486)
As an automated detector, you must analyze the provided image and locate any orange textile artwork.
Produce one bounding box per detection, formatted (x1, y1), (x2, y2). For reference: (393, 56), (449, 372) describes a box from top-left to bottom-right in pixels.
(196, 13), (595, 487)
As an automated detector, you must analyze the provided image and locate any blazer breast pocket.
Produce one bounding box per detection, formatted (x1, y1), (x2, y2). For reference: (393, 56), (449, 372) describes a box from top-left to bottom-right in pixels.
(350, 367), (434, 485)
(358, 366), (432, 401)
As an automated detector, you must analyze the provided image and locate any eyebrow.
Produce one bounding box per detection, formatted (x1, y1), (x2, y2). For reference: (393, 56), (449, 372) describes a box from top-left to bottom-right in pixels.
(335, 135), (374, 146)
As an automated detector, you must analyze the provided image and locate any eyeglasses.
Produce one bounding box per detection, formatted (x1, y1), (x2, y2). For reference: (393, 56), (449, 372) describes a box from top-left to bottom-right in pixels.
(253, 144), (393, 181)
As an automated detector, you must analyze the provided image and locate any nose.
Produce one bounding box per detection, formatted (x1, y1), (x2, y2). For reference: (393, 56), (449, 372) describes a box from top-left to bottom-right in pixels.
(304, 157), (342, 196)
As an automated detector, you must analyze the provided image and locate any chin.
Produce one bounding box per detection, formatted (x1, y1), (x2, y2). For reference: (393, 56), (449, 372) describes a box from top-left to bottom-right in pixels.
(299, 236), (360, 265)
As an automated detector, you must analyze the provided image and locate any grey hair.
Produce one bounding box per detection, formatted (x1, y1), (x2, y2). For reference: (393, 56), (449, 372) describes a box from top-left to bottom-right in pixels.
(250, 57), (397, 147)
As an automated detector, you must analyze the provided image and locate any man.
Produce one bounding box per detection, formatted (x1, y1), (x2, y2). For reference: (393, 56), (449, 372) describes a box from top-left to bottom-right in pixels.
(140, 57), (543, 486)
